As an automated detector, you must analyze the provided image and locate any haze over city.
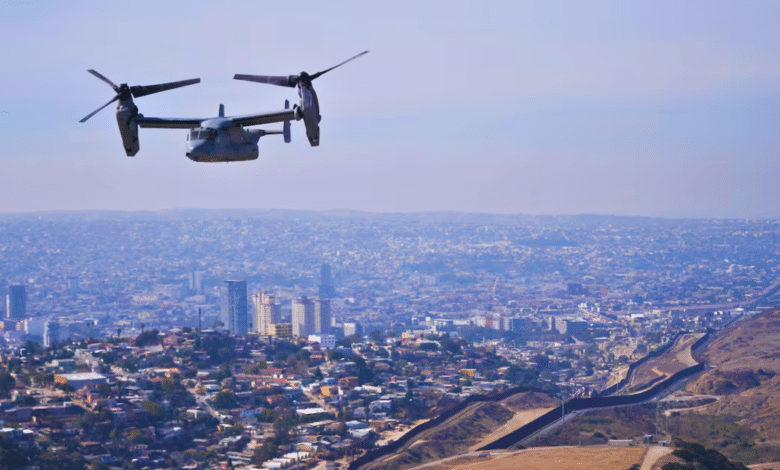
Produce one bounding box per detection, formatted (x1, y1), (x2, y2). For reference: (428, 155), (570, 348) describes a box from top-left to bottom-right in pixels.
(1, 0), (779, 218)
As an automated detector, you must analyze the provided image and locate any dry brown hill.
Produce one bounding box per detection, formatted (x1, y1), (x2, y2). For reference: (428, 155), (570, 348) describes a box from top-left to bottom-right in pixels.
(686, 309), (780, 432)
(528, 309), (780, 465)
(675, 307), (780, 463)
(698, 309), (780, 373)
(404, 446), (646, 470)
(363, 391), (557, 470)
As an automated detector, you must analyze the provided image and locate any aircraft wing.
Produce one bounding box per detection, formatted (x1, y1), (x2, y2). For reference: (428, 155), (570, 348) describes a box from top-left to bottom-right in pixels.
(136, 116), (204, 129)
(230, 108), (296, 127)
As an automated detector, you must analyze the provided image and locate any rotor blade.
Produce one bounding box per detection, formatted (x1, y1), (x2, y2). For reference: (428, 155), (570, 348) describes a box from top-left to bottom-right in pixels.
(309, 51), (369, 80)
(87, 69), (119, 90)
(130, 78), (200, 98)
(79, 94), (120, 123)
(233, 74), (298, 87)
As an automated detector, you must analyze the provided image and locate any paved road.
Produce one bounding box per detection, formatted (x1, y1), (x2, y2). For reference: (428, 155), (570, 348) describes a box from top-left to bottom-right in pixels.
(675, 333), (704, 367)
(303, 389), (338, 415)
(188, 387), (220, 419)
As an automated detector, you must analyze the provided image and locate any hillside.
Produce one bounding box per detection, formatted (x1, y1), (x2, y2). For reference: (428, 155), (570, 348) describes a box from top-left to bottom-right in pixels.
(363, 391), (557, 470)
(403, 446), (646, 470)
(677, 307), (780, 463)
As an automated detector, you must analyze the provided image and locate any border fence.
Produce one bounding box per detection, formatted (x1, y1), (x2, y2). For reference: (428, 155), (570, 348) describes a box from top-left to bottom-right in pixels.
(349, 329), (712, 469)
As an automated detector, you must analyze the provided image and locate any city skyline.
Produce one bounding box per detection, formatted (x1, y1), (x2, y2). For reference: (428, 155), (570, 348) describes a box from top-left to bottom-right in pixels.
(1, 1), (779, 218)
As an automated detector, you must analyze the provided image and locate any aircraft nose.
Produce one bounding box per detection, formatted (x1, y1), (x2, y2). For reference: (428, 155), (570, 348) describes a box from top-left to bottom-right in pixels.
(187, 141), (209, 155)
(186, 141), (210, 160)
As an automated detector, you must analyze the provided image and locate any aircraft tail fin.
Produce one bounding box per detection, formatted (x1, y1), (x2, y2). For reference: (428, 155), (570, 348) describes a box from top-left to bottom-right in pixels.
(219, 104), (225, 117)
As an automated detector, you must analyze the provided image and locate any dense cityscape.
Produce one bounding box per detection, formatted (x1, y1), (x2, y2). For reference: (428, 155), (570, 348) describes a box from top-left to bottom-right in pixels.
(1, 210), (780, 470)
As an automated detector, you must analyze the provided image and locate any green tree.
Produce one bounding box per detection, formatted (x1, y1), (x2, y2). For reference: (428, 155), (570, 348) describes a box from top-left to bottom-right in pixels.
(97, 382), (112, 397)
(0, 368), (15, 398)
(161, 377), (177, 395)
(213, 390), (237, 409)
(244, 361), (267, 375)
(24, 339), (43, 355)
(89, 459), (110, 470)
(141, 400), (165, 422)
(0, 435), (29, 469)
(128, 428), (146, 445)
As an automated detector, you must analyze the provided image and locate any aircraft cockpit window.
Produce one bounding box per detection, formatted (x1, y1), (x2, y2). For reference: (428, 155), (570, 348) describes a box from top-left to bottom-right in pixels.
(201, 129), (215, 140)
(190, 130), (200, 140)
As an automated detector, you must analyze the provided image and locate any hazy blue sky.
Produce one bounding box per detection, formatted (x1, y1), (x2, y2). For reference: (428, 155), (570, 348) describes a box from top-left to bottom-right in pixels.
(1, 0), (778, 218)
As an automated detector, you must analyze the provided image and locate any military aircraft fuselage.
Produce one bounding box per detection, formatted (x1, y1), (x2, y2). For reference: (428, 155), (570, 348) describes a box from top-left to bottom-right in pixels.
(185, 118), (260, 162)
(82, 51), (367, 159)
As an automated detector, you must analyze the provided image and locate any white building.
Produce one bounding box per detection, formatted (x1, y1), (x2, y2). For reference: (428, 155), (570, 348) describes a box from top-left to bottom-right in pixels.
(308, 334), (336, 349)
(25, 318), (46, 336)
(44, 319), (60, 348)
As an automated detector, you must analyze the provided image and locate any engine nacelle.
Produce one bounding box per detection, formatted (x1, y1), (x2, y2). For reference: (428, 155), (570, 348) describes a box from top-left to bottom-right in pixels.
(298, 84), (320, 147)
(115, 99), (140, 156)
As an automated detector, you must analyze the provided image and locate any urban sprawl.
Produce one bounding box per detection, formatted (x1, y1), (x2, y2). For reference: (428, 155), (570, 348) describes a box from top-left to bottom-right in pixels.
(1, 210), (778, 469)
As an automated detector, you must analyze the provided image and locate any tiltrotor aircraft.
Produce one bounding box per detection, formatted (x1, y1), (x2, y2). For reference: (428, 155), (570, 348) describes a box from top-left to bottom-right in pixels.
(80, 51), (368, 162)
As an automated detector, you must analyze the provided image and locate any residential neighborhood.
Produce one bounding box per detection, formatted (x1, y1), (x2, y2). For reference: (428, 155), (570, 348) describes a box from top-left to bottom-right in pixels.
(1, 211), (778, 469)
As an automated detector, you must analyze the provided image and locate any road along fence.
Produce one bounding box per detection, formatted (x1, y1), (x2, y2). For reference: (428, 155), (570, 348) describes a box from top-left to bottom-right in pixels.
(479, 329), (712, 451)
(348, 385), (545, 470)
(478, 361), (706, 450)
(350, 329), (712, 468)
(600, 330), (687, 397)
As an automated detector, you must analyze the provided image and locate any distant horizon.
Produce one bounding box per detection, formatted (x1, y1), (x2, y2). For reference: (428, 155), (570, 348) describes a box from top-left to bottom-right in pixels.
(1, 206), (778, 222)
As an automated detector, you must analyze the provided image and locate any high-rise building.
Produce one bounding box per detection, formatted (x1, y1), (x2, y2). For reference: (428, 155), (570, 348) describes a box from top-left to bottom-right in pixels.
(252, 292), (280, 335)
(292, 296), (315, 337)
(44, 318), (60, 348)
(6, 285), (26, 320)
(153, 283), (183, 300)
(221, 280), (248, 335)
(313, 298), (331, 335)
(24, 318), (46, 336)
(343, 321), (362, 337)
(319, 263), (336, 298)
(292, 296), (331, 337)
(189, 270), (204, 294)
(269, 323), (292, 338)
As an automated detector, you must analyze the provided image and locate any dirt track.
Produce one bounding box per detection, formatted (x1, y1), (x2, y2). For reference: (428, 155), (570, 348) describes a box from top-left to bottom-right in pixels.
(639, 446), (673, 470)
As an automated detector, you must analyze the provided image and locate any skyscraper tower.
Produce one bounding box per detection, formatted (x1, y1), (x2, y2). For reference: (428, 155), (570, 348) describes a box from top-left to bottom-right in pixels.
(292, 296), (315, 337)
(44, 318), (60, 348)
(6, 285), (26, 319)
(221, 280), (248, 335)
(313, 298), (331, 335)
(319, 263), (336, 298)
(252, 292), (281, 335)
(189, 270), (204, 294)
